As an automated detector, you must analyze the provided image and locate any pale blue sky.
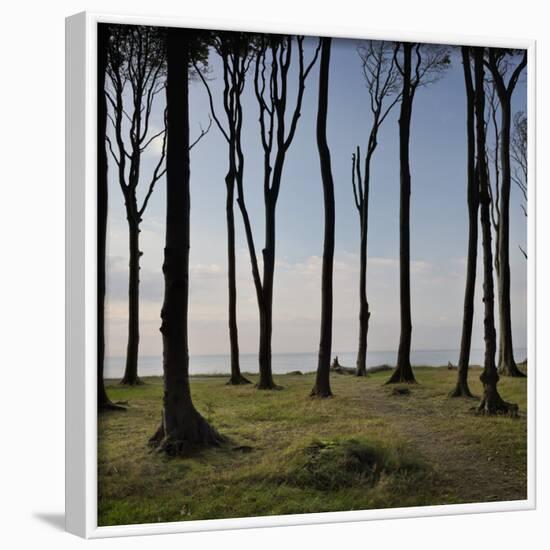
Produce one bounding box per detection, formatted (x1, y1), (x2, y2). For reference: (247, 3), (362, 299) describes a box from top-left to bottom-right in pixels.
(105, 34), (527, 360)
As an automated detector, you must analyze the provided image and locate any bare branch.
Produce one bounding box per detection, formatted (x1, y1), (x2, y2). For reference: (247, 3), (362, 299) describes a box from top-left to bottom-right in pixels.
(189, 116), (213, 150)
(193, 60), (230, 143)
(140, 126), (166, 152)
(138, 109), (167, 217)
(105, 135), (122, 169)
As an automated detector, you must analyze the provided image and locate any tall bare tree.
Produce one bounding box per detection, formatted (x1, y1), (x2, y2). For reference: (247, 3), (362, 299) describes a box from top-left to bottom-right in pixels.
(234, 35), (320, 389)
(149, 27), (223, 454)
(485, 49), (527, 378)
(451, 46), (478, 398)
(473, 47), (518, 416)
(106, 25), (167, 385)
(352, 41), (401, 377)
(387, 42), (450, 384)
(98, 24), (124, 411)
(194, 32), (254, 385)
(311, 37), (334, 398)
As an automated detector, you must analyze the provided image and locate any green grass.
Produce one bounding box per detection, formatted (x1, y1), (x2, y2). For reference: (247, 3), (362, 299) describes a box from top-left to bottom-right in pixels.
(98, 367), (527, 526)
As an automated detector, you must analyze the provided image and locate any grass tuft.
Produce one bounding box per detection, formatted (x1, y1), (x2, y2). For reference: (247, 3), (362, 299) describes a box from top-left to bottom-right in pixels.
(286, 437), (426, 491)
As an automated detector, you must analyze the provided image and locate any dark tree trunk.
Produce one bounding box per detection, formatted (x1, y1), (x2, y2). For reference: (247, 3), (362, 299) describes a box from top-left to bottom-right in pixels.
(473, 48), (518, 416)
(311, 37), (334, 398)
(120, 217), (142, 385)
(149, 28), (223, 454)
(451, 47), (478, 398)
(98, 24), (123, 411)
(496, 100), (525, 378)
(388, 43), (416, 384)
(355, 223), (370, 377)
(257, 201), (277, 389)
(354, 146), (373, 377)
(225, 172), (250, 385)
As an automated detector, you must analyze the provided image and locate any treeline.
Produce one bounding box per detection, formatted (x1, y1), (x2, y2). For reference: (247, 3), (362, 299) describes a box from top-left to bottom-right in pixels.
(97, 24), (527, 453)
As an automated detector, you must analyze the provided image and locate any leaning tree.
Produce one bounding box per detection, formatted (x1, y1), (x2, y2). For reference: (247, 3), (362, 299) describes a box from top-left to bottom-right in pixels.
(485, 48), (527, 378)
(194, 31), (255, 385)
(149, 27), (223, 455)
(233, 34), (320, 389)
(451, 46), (479, 398)
(105, 25), (167, 385)
(352, 41), (401, 377)
(310, 37), (335, 398)
(473, 47), (518, 416)
(387, 42), (450, 384)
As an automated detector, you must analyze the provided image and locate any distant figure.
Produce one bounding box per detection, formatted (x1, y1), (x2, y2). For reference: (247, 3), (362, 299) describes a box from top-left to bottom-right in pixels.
(331, 356), (341, 369)
(448, 361), (456, 370)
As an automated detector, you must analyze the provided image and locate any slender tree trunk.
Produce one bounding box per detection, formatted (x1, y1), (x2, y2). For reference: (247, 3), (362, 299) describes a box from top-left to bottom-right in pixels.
(311, 37), (334, 398)
(497, 100), (525, 377)
(98, 24), (123, 411)
(257, 202), (277, 389)
(473, 48), (518, 416)
(495, 247), (503, 369)
(451, 46), (477, 398)
(355, 149), (371, 377)
(149, 27), (223, 454)
(120, 218), (142, 385)
(356, 222), (370, 376)
(225, 173), (250, 385)
(388, 43), (416, 384)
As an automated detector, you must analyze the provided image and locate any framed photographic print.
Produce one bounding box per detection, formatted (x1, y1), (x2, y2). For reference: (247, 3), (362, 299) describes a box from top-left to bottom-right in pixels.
(65, 11), (536, 538)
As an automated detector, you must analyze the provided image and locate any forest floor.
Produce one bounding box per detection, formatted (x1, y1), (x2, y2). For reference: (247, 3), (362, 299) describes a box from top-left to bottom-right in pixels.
(98, 366), (527, 527)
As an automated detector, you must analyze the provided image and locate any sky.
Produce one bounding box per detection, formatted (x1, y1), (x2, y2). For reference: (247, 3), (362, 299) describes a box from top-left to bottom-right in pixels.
(105, 34), (528, 361)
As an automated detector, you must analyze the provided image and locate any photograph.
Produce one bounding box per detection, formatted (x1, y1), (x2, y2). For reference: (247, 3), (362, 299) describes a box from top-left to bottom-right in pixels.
(96, 21), (529, 527)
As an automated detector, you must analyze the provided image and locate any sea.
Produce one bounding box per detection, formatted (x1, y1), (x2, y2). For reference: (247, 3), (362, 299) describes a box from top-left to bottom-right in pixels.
(105, 347), (527, 379)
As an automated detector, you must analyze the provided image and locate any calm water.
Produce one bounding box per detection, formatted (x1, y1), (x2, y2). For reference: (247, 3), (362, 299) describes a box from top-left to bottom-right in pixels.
(105, 347), (527, 379)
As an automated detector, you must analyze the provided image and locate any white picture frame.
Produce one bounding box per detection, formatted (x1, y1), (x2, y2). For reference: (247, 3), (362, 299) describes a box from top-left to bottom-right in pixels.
(65, 10), (537, 539)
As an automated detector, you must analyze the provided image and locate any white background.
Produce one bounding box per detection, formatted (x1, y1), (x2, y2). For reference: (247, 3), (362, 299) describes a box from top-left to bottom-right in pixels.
(0, 0), (548, 547)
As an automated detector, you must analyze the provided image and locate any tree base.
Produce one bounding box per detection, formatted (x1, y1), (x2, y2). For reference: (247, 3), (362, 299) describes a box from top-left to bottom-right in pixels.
(310, 386), (333, 398)
(226, 374), (252, 385)
(498, 363), (526, 378)
(255, 382), (283, 390)
(449, 383), (475, 398)
(477, 393), (519, 417)
(149, 409), (224, 456)
(385, 366), (417, 385)
(119, 376), (144, 386)
(355, 368), (368, 377)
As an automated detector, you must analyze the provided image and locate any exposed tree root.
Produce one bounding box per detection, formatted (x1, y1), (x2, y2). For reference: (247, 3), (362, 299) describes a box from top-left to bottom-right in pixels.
(148, 409), (225, 457)
(498, 363), (527, 378)
(119, 376), (144, 386)
(255, 381), (284, 390)
(310, 386), (333, 398)
(385, 365), (417, 385)
(476, 394), (519, 418)
(449, 383), (476, 399)
(476, 369), (519, 417)
(226, 374), (252, 386)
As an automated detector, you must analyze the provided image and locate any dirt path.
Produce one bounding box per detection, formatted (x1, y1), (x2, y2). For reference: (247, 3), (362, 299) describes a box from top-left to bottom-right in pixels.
(362, 381), (527, 504)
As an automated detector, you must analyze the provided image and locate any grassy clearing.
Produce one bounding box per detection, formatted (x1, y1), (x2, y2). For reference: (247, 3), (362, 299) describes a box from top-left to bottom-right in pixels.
(98, 366), (527, 526)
